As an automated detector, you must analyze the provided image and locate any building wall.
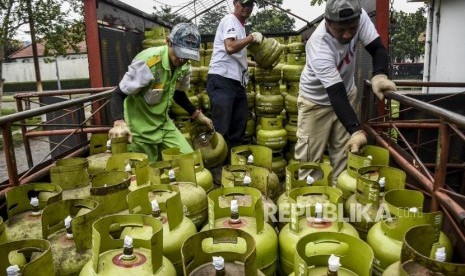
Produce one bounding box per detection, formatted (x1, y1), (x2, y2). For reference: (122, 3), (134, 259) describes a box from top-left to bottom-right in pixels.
(426, 0), (465, 93)
(3, 55), (89, 83)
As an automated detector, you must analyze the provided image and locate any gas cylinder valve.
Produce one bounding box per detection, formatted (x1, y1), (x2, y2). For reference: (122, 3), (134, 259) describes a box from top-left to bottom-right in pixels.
(30, 197), (40, 216)
(122, 235), (135, 261)
(64, 215), (73, 239)
(230, 199), (240, 223)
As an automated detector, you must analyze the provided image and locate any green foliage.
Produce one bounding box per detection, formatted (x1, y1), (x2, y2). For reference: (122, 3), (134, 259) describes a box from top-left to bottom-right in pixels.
(390, 8), (427, 62)
(198, 6), (227, 35)
(154, 5), (190, 26)
(249, 8), (295, 33)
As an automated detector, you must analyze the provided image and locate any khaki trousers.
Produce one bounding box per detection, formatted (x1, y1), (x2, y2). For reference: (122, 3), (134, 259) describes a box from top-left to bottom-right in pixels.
(295, 87), (359, 185)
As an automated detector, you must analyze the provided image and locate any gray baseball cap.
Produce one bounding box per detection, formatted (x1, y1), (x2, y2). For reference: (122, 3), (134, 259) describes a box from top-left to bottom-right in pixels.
(325, 0), (362, 22)
(237, 0), (256, 5)
(169, 22), (201, 61)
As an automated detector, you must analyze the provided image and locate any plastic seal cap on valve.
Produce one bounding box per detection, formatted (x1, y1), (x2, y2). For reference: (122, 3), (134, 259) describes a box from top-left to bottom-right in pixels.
(231, 200), (239, 213)
(363, 155), (373, 167)
(125, 163), (132, 173)
(243, 174), (252, 186)
(328, 254), (341, 272)
(151, 199), (160, 212)
(124, 235), (133, 248)
(306, 175), (315, 185)
(247, 154), (254, 165)
(378, 177), (386, 188)
(212, 256), (225, 271)
(6, 265), (21, 276)
(168, 169), (176, 182)
(30, 197), (39, 207)
(409, 207), (418, 213)
(435, 247), (446, 262)
(65, 215), (73, 239)
(106, 139), (112, 151)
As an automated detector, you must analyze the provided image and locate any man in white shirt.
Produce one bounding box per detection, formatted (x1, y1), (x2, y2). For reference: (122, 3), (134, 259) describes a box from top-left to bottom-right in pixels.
(296, 0), (396, 184)
(207, 0), (262, 183)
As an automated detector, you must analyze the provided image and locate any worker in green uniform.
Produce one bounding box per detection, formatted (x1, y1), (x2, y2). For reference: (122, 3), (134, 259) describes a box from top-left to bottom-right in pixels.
(108, 22), (213, 162)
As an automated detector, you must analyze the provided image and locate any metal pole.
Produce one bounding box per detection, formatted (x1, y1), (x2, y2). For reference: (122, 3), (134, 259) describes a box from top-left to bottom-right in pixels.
(55, 55), (62, 90)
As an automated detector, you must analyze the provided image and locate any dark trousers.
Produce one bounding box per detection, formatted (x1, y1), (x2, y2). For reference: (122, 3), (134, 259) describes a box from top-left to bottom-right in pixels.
(206, 74), (248, 149)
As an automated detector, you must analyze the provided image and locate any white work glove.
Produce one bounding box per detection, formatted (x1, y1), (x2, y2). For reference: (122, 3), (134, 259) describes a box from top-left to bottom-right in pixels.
(193, 110), (214, 130)
(109, 120), (132, 143)
(371, 74), (397, 100)
(250, 32), (264, 44)
(347, 130), (367, 154)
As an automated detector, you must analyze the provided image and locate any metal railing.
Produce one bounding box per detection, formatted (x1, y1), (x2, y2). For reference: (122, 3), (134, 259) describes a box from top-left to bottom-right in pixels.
(0, 87), (114, 190)
(362, 80), (465, 256)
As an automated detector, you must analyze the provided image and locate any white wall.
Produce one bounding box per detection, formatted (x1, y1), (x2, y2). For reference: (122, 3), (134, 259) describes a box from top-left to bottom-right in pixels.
(3, 54), (89, 83)
(425, 0), (465, 93)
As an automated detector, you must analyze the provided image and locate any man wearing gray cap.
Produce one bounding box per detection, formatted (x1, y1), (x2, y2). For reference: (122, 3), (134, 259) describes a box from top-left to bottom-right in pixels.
(109, 22), (213, 162)
(296, 0), (396, 184)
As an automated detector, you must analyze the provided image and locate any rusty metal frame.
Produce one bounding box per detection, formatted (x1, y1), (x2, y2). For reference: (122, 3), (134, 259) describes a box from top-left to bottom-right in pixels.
(362, 80), (465, 251)
(0, 88), (114, 191)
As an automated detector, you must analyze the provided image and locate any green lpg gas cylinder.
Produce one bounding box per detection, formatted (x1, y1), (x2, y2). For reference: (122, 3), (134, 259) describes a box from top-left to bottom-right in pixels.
(126, 184), (197, 275)
(279, 185), (359, 275)
(151, 158), (208, 228)
(383, 225), (465, 276)
(0, 217), (6, 244)
(162, 148), (214, 192)
(277, 162), (333, 230)
(0, 239), (55, 276)
(50, 157), (90, 200)
(255, 85), (284, 117)
(230, 144), (280, 191)
(257, 116), (288, 152)
(190, 124), (228, 169)
(282, 64), (304, 83)
(344, 165), (406, 240)
(87, 134), (111, 175)
(41, 198), (100, 275)
(190, 66), (201, 84)
(86, 135), (128, 175)
(182, 228), (265, 276)
(222, 164), (280, 202)
(367, 189), (453, 275)
(246, 91), (256, 109)
(106, 152), (150, 191)
(202, 187), (278, 276)
(286, 42), (305, 54)
(271, 151), (287, 180)
(254, 65), (283, 83)
(244, 112), (256, 143)
(285, 114), (298, 143)
(143, 26), (169, 48)
(79, 214), (176, 276)
(337, 145), (389, 200)
(90, 171), (131, 216)
(284, 92), (298, 115)
(3, 183), (62, 242)
(221, 165), (278, 227)
(248, 37), (284, 69)
(199, 66), (209, 83)
(170, 94), (200, 116)
(286, 53), (306, 66)
(289, 232), (374, 276)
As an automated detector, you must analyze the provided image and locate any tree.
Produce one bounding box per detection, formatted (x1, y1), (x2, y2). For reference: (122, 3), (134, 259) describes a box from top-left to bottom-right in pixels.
(390, 8), (427, 62)
(0, 0), (84, 113)
(198, 6), (227, 35)
(249, 9), (295, 33)
(154, 5), (190, 26)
